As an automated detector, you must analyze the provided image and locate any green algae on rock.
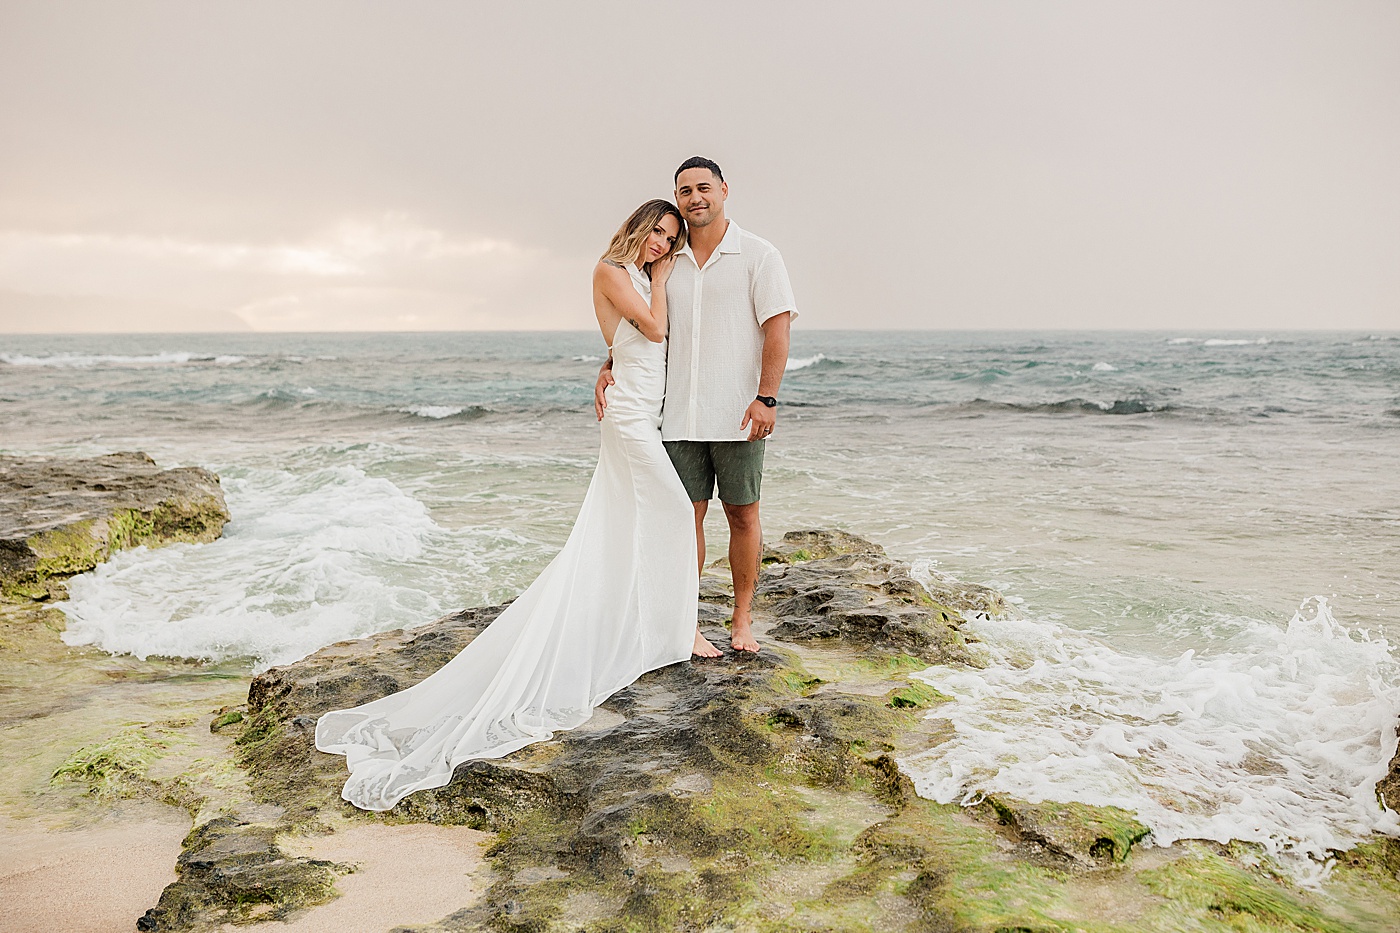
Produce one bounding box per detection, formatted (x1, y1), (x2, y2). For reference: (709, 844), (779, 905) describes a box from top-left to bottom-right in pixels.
(1139, 844), (1354, 933)
(1376, 739), (1400, 813)
(981, 796), (1150, 866)
(136, 817), (347, 931)
(200, 530), (1158, 932)
(0, 451), (229, 601)
(51, 722), (178, 799)
(756, 531), (983, 663)
(129, 527), (1400, 932)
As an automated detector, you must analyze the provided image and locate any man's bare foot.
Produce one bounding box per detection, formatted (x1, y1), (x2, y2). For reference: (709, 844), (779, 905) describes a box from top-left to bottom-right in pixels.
(730, 613), (760, 653)
(692, 628), (723, 658)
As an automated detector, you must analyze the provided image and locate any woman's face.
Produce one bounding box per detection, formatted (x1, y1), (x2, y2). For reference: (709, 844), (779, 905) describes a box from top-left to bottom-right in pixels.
(641, 214), (681, 264)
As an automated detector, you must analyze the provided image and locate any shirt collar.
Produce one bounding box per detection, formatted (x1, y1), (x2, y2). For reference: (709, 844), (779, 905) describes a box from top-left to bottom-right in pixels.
(678, 219), (743, 261)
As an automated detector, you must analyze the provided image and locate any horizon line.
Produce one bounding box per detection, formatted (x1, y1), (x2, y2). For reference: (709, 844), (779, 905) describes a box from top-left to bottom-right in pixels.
(3, 326), (1398, 337)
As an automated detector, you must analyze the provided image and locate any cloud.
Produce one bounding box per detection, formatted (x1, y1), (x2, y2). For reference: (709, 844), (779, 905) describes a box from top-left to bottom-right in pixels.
(5, 2), (1395, 330)
(0, 289), (251, 333)
(0, 216), (586, 331)
(234, 285), (555, 332)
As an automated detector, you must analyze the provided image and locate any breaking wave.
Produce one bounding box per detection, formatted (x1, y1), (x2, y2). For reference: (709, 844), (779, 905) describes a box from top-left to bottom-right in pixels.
(952, 397), (1175, 416)
(397, 405), (493, 421)
(900, 590), (1400, 875)
(59, 465), (542, 670)
(785, 353), (830, 371)
(0, 351), (246, 367)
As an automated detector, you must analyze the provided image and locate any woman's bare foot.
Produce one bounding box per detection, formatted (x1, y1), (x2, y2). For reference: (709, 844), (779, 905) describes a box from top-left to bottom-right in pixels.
(730, 613), (760, 653)
(692, 628), (723, 658)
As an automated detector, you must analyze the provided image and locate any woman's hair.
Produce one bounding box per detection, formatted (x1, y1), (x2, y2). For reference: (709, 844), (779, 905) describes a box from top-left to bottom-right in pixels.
(601, 199), (686, 270)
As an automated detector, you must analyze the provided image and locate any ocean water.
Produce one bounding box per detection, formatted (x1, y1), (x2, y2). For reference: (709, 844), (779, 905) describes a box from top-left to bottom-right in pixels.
(3, 329), (1399, 870)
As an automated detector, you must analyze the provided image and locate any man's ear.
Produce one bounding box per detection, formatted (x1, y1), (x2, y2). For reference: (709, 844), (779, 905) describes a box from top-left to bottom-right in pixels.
(720, 181), (729, 201)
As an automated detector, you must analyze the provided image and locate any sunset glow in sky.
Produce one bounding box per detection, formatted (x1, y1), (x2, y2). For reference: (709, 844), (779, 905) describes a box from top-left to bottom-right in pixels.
(2, 1), (1397, 332)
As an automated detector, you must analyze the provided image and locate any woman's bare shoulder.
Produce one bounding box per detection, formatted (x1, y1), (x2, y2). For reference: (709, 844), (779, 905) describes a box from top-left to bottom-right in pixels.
(594, 259), (630, 286)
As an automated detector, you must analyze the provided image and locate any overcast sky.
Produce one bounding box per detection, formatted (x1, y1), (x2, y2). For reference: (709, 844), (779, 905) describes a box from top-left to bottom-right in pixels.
(1, 0), (1396, 333)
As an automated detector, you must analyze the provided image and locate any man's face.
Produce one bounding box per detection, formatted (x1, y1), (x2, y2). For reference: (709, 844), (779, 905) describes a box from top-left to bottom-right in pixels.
(674, 169), (727, 228)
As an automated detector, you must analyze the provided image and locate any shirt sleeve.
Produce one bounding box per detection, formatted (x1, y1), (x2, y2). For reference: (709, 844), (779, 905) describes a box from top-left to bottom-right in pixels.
(752, 249), (798, 325)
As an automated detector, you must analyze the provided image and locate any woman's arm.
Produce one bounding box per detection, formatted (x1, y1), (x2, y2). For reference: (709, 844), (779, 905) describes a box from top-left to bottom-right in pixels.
(592, 258), (672, 343)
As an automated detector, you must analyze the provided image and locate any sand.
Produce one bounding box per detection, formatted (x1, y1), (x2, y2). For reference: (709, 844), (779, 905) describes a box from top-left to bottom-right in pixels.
(259, 823), (494, 932)
(0, 806), (189, 933)
(0, 810), (492, 933)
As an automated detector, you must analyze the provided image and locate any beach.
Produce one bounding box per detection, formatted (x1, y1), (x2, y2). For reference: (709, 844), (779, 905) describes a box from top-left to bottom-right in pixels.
(2, 329), (1398, 929)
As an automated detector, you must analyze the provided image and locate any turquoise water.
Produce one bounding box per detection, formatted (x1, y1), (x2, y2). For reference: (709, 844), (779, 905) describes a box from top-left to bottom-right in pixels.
(3, 330), (1399, 864)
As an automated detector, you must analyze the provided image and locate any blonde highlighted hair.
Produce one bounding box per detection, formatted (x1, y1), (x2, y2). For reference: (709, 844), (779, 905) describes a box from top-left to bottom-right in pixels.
(601, 199), (686, 271)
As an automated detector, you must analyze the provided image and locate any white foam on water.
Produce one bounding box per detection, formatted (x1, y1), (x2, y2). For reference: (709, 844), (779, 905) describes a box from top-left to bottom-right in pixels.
(0, 351), (202, 367)
(1092, 361), (1118, 372)
(1203, 338), (1270, 347)
(58, 465), (532, 670)
(899, 587), (1400, 873)
(786, 352), (827, 371)
(572, 354), (604, 363)
(401, 405), (464, 419)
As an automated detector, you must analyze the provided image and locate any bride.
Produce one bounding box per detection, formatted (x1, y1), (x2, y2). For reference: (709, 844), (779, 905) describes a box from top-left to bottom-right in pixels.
(316, 199), (722, 812)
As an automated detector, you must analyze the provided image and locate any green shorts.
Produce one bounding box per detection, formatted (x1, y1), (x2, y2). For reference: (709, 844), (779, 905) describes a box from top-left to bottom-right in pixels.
(663, 440), (765, 505)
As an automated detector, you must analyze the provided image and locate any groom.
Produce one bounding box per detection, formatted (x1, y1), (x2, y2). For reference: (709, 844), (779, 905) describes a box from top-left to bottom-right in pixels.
(596, 156), (797, 654)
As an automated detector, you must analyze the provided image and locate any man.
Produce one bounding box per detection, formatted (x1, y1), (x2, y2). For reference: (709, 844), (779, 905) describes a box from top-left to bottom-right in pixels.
(596, 156), (796, 654)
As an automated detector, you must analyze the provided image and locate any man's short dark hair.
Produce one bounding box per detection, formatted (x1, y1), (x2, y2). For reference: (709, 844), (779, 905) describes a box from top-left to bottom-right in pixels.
(675, 156), (723, 183)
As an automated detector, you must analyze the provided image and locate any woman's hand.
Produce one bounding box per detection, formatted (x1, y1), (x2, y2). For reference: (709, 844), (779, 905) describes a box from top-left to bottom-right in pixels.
(649, 254), (675, 284)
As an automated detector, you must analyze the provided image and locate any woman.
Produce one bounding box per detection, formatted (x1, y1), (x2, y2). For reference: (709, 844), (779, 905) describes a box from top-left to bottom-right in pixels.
(316, 200), (719, 812)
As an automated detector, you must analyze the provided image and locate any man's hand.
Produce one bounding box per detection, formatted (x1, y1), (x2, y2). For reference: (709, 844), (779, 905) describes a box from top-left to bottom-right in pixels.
(740, 399), (776, 441)
(594, 361), (615, 421)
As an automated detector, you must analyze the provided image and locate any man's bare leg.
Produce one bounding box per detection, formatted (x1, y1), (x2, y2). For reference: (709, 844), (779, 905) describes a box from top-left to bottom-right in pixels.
(692, 499), (708, 577)
(690, 499), (723, 658)
(722, 499), (762, 652)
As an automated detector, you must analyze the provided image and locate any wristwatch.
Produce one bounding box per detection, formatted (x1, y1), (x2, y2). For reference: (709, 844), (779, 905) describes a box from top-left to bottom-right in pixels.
(755, 395), (777, 408)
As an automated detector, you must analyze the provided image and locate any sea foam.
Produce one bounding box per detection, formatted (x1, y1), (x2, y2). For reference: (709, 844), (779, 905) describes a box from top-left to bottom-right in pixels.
(401, 405), (466, 419)
(1, 351), (207, 367)
(59, 465), (535, 670)
(786, 353), (827, 371)
(899, 581), (1400, 874)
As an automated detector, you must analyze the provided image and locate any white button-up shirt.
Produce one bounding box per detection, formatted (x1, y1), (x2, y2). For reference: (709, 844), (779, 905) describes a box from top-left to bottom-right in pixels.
(662, 220), (798, 441)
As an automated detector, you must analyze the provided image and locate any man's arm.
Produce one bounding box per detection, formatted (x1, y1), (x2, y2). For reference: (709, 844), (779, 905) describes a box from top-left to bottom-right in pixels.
(741, 311), (791, 441)
(594, 356), (614, 421)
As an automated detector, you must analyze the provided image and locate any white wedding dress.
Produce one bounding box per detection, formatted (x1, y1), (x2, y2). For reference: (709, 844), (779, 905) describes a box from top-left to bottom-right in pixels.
(316, 265), (698, 811)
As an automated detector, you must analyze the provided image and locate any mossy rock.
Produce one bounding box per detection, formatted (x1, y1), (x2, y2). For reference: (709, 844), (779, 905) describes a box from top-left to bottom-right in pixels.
(152, 528), (1396, 932)
(224, 551), (974, 932)
(1139, 844), (1354, 933)
(757, 555), (971, 664)
(51, 724), (171, 798)
(762, 529), (887, 565)
(0, 452), (230, 602)
(983, 796), (1151, 865)
(136, 817), (345, 931)
(210, 707), (245, 733)
(884, 681), (947, 710)
(1375, 736), (1400, 813)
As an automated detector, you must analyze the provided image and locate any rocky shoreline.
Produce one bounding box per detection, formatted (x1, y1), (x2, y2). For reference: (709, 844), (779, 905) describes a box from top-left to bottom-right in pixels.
(3, 453), (1399, 932)
(0, 451), (229, 602)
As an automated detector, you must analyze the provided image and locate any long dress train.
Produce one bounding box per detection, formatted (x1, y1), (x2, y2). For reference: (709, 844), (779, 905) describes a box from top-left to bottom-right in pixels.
(315, 265), (697, 811)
